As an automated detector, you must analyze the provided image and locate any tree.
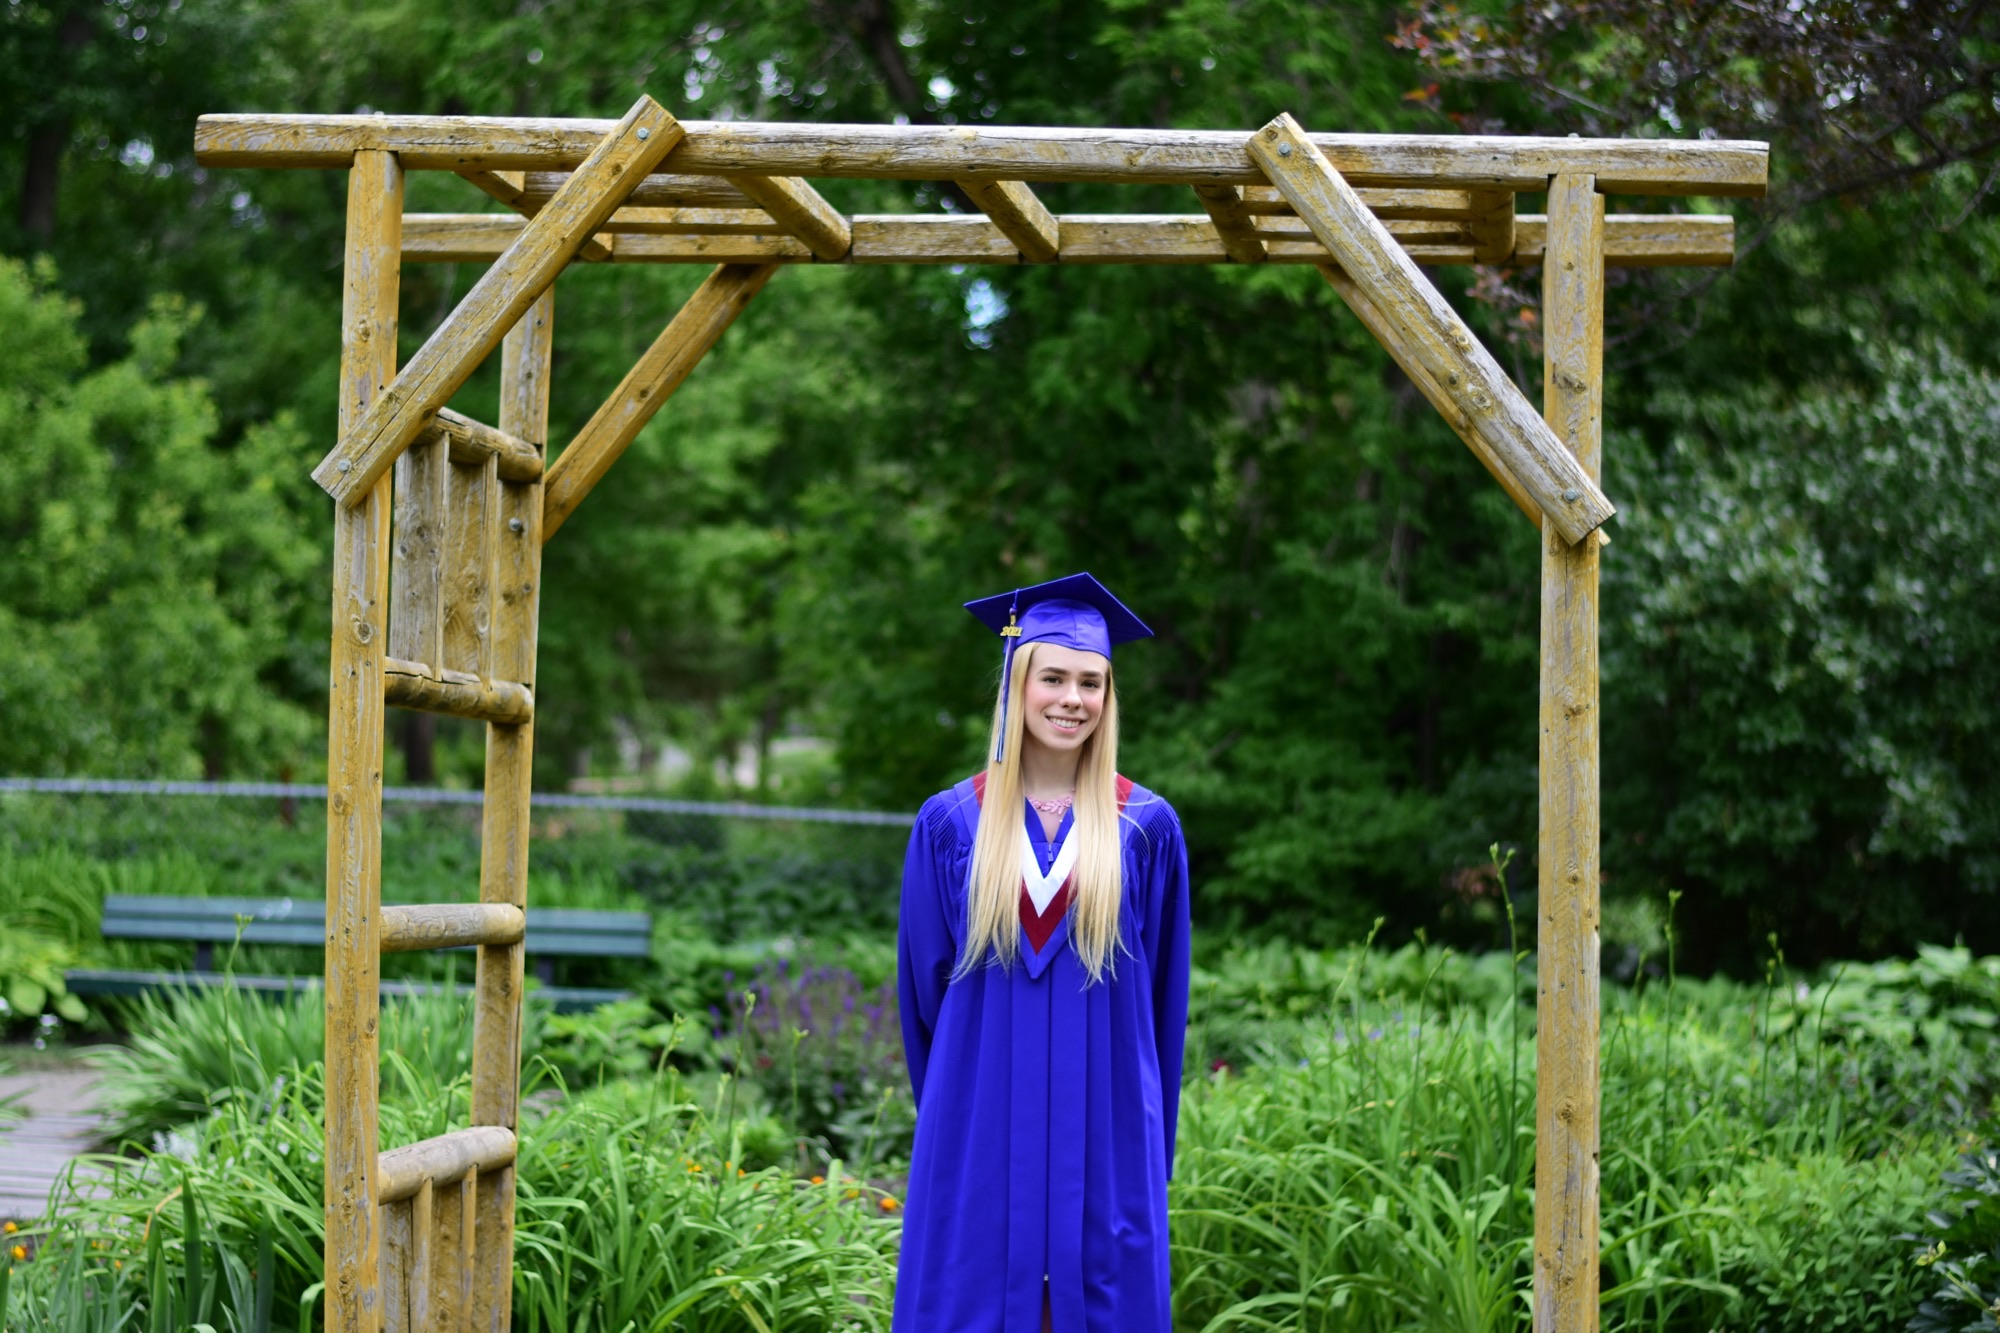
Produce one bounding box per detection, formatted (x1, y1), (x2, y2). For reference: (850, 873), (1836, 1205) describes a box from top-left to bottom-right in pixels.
(0, 257), (321, 778)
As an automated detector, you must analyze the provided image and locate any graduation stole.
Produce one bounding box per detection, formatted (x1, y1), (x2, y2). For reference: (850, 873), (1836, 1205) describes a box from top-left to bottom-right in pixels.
(972, 772), (1135, 951)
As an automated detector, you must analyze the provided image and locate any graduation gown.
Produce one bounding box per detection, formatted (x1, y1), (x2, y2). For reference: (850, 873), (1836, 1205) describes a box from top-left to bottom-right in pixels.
(893, 774), (1193, 1333)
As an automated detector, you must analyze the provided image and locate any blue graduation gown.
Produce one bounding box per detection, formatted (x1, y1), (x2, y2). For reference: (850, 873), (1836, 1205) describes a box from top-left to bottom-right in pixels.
(894, 775), (1193, 1333)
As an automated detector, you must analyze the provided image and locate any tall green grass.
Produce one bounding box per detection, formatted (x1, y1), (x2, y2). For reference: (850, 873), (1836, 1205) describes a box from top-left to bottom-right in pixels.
(6, 940), (1992, 1331)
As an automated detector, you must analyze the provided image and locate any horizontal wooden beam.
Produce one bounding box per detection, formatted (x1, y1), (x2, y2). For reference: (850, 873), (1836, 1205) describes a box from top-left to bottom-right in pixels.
(426, 408), (542, 482)
(380, 903), (525, 953)
(519, 171), (754, 210)
(542, 262), (778, 540)
(1251, 111), (1612, 546)
(312, 96), (681, 507)
(195, 115), (1769, 196)
(595, 207), (778, 235)
(379, 1127), (516, 1204)
(383, 657), (534, 724)
(402, 211), (1733, 268)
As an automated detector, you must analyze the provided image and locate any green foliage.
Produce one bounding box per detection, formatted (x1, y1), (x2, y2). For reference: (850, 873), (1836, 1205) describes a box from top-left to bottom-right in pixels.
(11, 942), (1992, 1330)
(1909, 1137), (2000, 1333)
(0, 258), (320, 780)
(1606, 346), (2000, 964)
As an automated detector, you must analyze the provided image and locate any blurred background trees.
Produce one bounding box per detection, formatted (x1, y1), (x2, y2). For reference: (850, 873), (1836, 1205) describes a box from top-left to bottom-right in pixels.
(3, 0), (1997, 970)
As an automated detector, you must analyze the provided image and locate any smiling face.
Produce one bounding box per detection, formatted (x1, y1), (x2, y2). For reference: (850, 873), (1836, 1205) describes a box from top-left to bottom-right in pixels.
(1018, 642), (1110, 761)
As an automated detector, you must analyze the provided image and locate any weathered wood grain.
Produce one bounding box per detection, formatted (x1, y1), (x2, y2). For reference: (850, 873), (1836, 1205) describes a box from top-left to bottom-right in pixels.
(382, 658), (532, 724)
(729, 174), (851, 261)
(426, 408), (543, 482)
(957, 179), (1060, 263)
(470, 288), (551, 1333)
(519, 170), (754, 210)
(401, 210), (1732, 268)
(1534, 172), (1605, 1333)
(542, 262), (777, 539)
(380, 1199), (412, 1333)
(593, 206), (779, 235)
(1248, 113), (1613, 545)
(389, 433), (447, 673)
(1516, 213), (1733, 267)
(1192, 184), (1268, 264)
(379, 903), (525, 953)
(313, 96), (682, 507)
(1468, 189), (1515, 264)
(325, 147), (400, 1333)
(407, 1179), (433, 1333)
(194, 114), (1769, 194)
(377, 1128), (517, 1204)
(440, 452), (493, 678)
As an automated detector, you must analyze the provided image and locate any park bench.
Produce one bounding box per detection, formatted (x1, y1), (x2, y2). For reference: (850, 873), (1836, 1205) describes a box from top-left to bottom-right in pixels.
(64, 895), (651, 1013)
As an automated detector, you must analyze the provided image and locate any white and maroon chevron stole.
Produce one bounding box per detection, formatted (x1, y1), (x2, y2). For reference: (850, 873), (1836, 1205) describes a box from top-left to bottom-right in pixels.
(1019, 823), (1078, 951)
(969, 773), (1136, 955)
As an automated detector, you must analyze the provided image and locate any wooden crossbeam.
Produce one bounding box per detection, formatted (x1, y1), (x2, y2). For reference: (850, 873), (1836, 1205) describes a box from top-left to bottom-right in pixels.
(383, 657), (533, 724)
(400, 211), (1733, 268)
(312, 95), (682, 508)
(956, 180), (1060, 263)
(196, 115), (1769, 195)
(458, 169), (526, 207)
(378, 1128), (516, 1204)
(728, 175), (851, 261)
(1192, 185), (1268, 264)
(519, 170), (754, 210)
(427, 408), (543, 482)
(380, 903), (525, 953)
(541, 262), (778, 539)
(1249, 112), (1612, 546)
(594, 207), (779, 235)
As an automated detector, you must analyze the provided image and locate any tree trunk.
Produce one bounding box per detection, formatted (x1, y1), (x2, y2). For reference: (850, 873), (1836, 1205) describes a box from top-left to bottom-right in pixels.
(18, 5), (94, 246)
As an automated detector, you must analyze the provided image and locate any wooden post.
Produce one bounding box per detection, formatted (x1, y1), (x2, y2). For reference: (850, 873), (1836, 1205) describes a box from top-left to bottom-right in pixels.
(326, 146), (402, 1333)
(1534, 172), (1604, 1333)
(468, 285), (552, 1333)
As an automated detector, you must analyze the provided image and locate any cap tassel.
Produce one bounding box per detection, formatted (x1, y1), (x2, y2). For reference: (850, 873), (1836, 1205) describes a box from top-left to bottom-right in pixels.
(994, 599), (1021, 764)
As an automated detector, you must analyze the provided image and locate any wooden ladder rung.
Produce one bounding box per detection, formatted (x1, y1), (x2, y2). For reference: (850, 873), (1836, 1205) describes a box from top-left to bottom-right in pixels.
(383, 658), (533, 724)
(425, 407), (543, 483)
(379, 1127), (516, 1204)
(381, 903), (525, 954)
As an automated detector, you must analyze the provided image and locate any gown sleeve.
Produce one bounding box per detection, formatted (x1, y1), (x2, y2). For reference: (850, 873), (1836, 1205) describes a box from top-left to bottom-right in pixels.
(1146, 803), (1193, 1179)
(897, 798), (959, 1109)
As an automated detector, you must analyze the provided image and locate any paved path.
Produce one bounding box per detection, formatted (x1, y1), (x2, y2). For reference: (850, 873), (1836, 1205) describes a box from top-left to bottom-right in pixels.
(0, 1069), (104, 1223)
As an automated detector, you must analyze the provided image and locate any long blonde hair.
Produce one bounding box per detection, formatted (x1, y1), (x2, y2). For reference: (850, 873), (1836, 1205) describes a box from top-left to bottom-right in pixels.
(954, 641), (1126, 984)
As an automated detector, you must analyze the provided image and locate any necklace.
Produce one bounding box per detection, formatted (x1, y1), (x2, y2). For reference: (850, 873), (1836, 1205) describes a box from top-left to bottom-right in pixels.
(1027, 790), (1074, 816)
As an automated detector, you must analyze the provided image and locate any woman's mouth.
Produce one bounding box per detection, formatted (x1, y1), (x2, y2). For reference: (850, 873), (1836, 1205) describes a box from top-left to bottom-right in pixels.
(1046, 715), (1083, 732)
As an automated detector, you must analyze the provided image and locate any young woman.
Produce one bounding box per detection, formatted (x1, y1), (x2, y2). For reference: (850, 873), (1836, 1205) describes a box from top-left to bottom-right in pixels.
(894, 573), (1193, 1333)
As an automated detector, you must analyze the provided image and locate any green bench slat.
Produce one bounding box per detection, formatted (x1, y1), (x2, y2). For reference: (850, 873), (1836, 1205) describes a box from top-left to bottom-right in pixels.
(63, 969), (630, 1014)
(97, 896), (651, 955)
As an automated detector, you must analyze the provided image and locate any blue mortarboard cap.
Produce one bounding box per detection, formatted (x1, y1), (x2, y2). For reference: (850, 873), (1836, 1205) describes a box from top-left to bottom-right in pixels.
(964, 573), (1153, 762)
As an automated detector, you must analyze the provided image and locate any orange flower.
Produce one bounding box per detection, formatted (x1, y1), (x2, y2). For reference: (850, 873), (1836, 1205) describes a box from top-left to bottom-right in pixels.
(810, 1175), (825, 1185)
(2, 1221), (16, 1233)
(10, 1244), (25, 1262)
(878, 1196), (900, 1213)
(687, 1163), (702, 1173)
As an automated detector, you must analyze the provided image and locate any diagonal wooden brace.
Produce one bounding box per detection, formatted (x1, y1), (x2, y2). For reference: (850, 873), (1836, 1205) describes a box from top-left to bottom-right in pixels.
(541, 262), (779, 540)
(314, 95), (684, 507)
(1249, 113), (1616, 547)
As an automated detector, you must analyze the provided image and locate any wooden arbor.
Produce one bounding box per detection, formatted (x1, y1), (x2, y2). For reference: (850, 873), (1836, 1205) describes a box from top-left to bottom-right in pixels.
(192, 98), (1766, 1333)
